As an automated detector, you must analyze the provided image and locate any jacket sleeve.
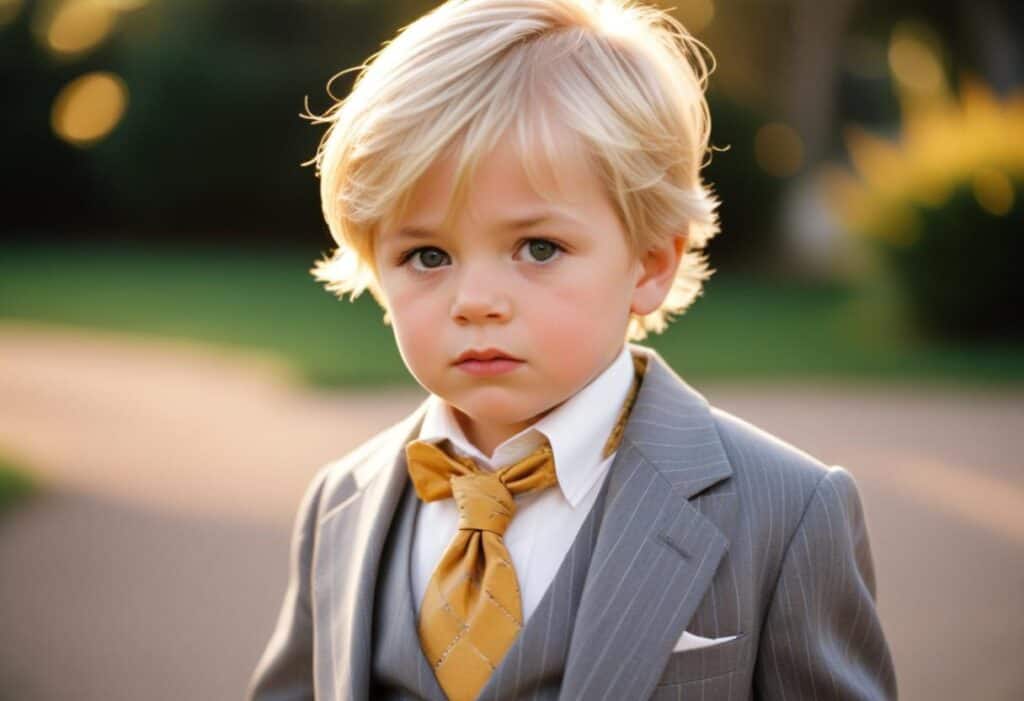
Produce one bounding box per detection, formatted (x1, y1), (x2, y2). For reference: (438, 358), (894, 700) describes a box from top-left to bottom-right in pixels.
(753, 466), (898, 700)
(247, 466), (330, 701)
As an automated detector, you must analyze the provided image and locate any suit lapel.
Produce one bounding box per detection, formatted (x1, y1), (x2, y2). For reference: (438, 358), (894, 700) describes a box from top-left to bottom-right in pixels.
(314, 398), (429, 701)
(559, 344), (734, 701)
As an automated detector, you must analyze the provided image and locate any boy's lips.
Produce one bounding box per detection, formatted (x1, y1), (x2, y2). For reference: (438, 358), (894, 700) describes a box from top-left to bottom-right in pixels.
(453, 348), (524, 377)
(453, 347), (522, 364)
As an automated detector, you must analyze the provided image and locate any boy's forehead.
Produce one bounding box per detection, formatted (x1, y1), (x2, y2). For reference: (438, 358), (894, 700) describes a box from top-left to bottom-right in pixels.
(383, 125), (602, 237)
(384, 208), (587, 243)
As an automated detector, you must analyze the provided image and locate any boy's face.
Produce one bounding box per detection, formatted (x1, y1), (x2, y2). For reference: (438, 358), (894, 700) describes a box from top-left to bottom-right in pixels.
(373, 129), (671, 453)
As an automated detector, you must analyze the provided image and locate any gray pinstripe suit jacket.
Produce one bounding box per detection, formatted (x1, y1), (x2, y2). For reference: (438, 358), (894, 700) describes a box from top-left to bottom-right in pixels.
(248, 343), (898, 700)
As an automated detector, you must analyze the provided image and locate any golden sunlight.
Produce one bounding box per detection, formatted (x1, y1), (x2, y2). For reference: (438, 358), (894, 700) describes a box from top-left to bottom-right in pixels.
(97, 0), (150, 9)
(43, 0), (117, 56)
(819, 76), (1023, 243)
(51, 71), (128, 146)
(888, 23), (946, 99)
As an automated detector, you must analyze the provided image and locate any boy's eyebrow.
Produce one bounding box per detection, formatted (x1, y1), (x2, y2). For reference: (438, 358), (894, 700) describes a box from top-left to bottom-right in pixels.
(392, 213), (576, 240)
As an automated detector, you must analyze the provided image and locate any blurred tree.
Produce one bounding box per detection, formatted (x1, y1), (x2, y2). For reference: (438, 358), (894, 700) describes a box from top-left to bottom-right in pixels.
(1, 0), (118, 236)
(701, 91), (787, 273)
(2, 0), (414, 245)
(1, 0), (1020, 285)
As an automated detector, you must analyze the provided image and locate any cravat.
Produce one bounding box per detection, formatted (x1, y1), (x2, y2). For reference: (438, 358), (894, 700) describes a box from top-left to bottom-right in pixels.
(404, 352), (647, 701)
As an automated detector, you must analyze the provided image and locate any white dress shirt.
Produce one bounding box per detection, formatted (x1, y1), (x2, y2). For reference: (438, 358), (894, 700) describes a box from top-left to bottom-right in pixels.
(410, 344), (636, 623)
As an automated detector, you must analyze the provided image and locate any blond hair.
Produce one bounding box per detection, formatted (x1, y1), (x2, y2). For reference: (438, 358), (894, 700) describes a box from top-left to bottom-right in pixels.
(303, 0), (722, 341)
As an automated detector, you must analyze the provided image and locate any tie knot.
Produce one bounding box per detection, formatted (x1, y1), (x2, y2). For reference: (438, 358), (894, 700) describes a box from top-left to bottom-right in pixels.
(405, 439), (559, 533)
(451, 472), (515, 535)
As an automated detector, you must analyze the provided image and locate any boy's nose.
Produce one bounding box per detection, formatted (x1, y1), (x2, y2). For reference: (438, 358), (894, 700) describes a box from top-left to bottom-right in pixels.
(450, 268), (511, 324)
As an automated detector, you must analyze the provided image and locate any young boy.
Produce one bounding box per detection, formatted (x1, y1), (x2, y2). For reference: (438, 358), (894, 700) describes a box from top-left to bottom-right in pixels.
(249, 1), (897, 699)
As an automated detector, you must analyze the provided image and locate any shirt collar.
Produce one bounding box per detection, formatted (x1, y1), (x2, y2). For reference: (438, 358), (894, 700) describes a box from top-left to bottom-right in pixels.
(415, 344), (635, 508)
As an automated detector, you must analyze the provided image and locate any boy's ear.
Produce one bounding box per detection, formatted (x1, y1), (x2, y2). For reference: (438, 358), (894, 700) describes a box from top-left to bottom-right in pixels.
(630, 231), (687, 316)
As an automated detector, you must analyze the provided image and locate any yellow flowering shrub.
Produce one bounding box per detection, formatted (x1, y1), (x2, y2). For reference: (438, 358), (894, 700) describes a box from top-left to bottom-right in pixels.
(820, 76), (1024, 340)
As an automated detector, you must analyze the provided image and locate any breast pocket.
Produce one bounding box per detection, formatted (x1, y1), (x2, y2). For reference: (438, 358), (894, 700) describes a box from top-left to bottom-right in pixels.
(655, 632), (748, 687)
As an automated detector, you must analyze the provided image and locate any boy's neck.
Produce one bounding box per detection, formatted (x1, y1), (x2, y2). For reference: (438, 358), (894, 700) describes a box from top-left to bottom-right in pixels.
(452, 403), (558, 460)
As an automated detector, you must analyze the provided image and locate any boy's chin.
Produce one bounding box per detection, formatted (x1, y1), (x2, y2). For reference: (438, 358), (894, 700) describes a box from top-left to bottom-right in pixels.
(447, 394), (554, 428)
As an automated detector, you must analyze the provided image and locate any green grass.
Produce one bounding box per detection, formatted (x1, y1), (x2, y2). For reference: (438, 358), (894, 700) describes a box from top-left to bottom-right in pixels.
(1, 241), (400, 387)
(2, 240), (1022, 388)
(0, 452), (39, 517)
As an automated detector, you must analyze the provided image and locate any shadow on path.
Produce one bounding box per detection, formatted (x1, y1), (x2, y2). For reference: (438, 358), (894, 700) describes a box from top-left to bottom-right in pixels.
(0, 487), (288, 701)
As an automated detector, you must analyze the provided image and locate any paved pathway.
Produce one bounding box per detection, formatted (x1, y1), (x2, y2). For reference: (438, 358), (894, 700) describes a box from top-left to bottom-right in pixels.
(1, 321), (1022, 700)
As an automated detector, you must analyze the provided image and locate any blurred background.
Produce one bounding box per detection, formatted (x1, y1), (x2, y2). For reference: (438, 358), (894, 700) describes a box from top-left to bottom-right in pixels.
(1, 0), (1022, 699)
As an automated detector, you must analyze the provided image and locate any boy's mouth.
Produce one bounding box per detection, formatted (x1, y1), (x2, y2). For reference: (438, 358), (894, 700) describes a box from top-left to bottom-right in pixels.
(453, 348), (522, 364)
(453, 348), (524, 377)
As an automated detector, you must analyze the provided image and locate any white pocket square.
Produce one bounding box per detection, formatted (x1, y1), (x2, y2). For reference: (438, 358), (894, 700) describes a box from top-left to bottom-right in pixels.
(672, 631), (738, 652)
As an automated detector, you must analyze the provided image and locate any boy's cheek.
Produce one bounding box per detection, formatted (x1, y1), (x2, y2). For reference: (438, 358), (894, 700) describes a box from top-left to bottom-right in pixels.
(539, 281), (626, 331)
(393, 316), (440, 359)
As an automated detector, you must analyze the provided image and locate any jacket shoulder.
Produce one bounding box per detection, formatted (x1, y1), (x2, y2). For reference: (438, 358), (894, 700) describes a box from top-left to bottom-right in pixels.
(708, 404), (841, 517)
(707, 405), (867, 600)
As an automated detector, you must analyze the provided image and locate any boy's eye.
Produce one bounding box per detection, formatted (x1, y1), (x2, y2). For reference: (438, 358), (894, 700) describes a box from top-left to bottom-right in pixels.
(522, 239), (560, 263)
(410, 246), (448, 269)
(398, 238), (564, 271)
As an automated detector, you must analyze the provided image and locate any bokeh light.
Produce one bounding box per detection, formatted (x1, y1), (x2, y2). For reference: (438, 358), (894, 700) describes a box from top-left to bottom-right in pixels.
(754, 122), (804, 177)
(889, 24), (945, 98)
(96, 0), (150, 9)
(50, 71), (128, 146)
(41, 0), (118, 57)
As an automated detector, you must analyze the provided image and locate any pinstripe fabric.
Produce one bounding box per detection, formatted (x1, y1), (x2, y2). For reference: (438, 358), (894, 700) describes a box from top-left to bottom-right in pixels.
(370, 480), (447, 701)
(371, 454), (612, 701)
(248, 343), (897, 701)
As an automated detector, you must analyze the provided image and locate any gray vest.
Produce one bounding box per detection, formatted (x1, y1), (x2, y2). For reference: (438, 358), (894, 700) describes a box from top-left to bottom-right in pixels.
(370, 470), (612, 701)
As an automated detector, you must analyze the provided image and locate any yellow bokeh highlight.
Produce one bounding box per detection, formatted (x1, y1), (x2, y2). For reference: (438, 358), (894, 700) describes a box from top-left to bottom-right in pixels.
(754, 122), (804, 178)
(51, 71), (128, 146)
(0, 0), (22, 27)
(45, 0), (117, 56)
(889, 35), (944, 96)
(820, 76), (1024, 241)
(973, 168), (1015, 216)
(96, 0), (149, 9)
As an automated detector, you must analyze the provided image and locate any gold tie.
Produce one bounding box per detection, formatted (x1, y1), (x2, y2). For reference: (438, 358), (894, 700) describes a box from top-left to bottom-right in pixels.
(405, 352), (647, 701)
